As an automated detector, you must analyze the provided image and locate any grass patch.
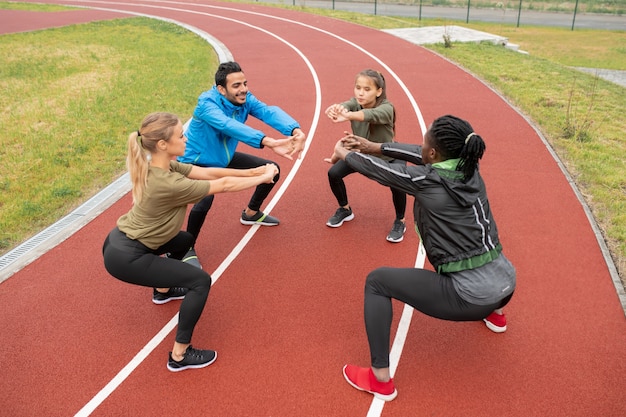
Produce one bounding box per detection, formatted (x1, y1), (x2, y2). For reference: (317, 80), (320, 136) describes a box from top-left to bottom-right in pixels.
(0, 1), (78, 11)
(0, 17), (218, 252)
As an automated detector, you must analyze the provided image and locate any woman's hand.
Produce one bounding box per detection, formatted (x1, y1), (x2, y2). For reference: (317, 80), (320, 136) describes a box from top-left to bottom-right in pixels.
(261, 163), (279, 183)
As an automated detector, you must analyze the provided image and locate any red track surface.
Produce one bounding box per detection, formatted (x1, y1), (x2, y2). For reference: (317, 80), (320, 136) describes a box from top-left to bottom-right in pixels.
(1, 2), (625, 416)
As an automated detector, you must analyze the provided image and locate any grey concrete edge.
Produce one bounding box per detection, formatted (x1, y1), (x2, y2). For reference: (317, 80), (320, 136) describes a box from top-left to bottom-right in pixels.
(0, 12), (233, 283)
(425, 50), (626, 316)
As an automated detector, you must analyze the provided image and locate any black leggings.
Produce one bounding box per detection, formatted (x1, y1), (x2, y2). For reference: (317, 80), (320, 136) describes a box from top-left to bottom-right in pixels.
(102, 228), (212, 344)
(364, 266), (513, 368)
(187, 152), (280, 243)
(328, 159), (406, 220)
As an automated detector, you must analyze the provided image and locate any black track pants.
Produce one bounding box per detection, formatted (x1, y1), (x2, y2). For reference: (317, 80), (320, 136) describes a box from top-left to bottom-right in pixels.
(187, 152), (280, 243)
(328, 159), (406, 220)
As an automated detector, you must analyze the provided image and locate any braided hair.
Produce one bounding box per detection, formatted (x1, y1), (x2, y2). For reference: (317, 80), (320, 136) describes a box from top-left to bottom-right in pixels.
(428, 115), (486, 181)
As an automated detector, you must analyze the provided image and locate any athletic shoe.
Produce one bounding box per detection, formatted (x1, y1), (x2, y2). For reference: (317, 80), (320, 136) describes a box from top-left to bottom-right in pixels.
(152, 287), (188, 305)
(182, 248), (202, 269)
(167, 345), (217, 372)
(342, 364), (397, 401)
(240, 210), (280, 226)
(326, 207), (354, 227)
(386, 220), (406, 243)
(483, 311), (507, 333)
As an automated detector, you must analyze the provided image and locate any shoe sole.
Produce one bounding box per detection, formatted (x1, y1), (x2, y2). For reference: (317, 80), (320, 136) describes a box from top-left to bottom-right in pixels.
(483, 319), (507, 333)
(342, 365), (398, 401)
(240, 219), (279, 226)
(386, 225), (406, 242)
(152, 295), (185, 305)
(326, 213), (355, 228)
(167, 351), (218, 372)
(386, 235), (405, 243)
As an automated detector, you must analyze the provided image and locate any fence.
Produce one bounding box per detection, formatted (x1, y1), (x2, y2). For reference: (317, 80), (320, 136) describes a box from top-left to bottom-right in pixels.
(255, 0), (626, 30)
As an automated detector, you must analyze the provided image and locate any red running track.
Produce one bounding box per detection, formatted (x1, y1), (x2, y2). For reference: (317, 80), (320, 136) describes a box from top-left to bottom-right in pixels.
(1, 2), (625, 416)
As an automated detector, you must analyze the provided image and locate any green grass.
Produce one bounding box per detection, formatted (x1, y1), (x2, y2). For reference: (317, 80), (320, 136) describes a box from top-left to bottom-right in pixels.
(0, 14), (218, 252)
(0, 2), (624, 286)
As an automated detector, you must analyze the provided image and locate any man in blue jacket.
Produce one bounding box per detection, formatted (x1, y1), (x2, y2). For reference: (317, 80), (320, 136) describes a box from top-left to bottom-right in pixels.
(178, 61), (306, 266)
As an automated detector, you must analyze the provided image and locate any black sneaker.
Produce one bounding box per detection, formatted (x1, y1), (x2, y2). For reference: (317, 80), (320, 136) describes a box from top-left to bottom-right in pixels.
(152, 287), (188, 305)
(167, 345), (217, 372)
(182, 248), (202, 269)
(386, 219), (406, 243)
(240, 210), (280, 226)
(326, 207), (354, 227)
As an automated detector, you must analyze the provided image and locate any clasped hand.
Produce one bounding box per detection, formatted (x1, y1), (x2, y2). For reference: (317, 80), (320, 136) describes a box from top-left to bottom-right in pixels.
(324, 132), (371, 164)
(251, 163), (279, 183)
(266, 128), (306, 160)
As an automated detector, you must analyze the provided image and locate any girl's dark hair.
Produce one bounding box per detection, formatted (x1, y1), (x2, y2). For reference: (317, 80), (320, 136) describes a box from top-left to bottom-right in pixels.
(215, 61), (243, 87)
(428, 114), (486, 181)
(358, 69), (387, 107)
(357, 69), (396, 132)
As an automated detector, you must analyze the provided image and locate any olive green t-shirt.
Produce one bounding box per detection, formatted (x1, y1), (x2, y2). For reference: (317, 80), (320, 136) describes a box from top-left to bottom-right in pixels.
(117, 161), (210, 249)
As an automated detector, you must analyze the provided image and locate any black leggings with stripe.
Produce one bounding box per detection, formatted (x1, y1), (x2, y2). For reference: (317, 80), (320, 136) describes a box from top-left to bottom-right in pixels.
(102, 228), (212, 344)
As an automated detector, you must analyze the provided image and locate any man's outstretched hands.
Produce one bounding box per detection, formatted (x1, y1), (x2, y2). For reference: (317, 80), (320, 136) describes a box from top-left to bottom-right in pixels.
(263, 128), (307, 160)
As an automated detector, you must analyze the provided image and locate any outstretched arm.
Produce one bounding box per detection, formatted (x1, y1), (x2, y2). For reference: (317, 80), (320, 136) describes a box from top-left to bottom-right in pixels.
(187, 165), (269, 181)
(206, 163), (278, 195)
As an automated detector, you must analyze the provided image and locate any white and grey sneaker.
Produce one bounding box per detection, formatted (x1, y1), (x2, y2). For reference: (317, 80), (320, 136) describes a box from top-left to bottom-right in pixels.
(386, 220), (406, 243)
(326, 207), (354, 228)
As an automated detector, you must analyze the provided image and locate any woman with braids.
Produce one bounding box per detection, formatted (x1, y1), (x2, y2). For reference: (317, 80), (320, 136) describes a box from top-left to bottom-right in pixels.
(324, 69), (408, 243)
(102, 112), (278, 372)
(330, 115), (516, 401)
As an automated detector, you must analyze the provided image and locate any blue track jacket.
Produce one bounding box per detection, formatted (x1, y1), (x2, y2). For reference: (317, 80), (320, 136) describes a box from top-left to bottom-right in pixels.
(179, 86), (300, 167)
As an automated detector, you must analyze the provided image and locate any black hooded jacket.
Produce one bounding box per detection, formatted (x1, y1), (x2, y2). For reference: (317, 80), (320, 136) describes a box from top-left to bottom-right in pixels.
(345, 142), (501, 272)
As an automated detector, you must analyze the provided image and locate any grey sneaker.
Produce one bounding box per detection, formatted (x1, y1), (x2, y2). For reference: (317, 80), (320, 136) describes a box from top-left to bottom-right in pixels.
(182, 248), (202, 269)
(240, 210), (280, 226)
(167, 345), (217, 372)
(386, 220), (406, 243)
(326, 207), (354, 227)
(152, 287), (188, 305)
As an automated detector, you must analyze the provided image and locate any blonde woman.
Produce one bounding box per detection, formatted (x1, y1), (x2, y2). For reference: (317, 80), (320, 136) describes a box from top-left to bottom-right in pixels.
(102, 112), (277, 371)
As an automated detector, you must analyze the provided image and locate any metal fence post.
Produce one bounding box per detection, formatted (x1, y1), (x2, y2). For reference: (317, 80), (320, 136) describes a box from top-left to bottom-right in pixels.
(572, 0), (579, 30)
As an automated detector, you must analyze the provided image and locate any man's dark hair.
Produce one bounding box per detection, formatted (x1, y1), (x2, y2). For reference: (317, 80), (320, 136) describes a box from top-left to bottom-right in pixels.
(215, 61), (243, 87)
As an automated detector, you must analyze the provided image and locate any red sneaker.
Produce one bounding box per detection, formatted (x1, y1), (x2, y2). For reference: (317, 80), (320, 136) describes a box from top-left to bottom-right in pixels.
(483, 311), (507, 333)
(342, 365), (397, 401)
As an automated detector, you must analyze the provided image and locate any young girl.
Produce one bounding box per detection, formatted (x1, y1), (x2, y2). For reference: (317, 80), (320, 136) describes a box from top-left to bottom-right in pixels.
(324, 69), (407, 242)
(331, 115), (516, 401)
(102, 112), (278, 372)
